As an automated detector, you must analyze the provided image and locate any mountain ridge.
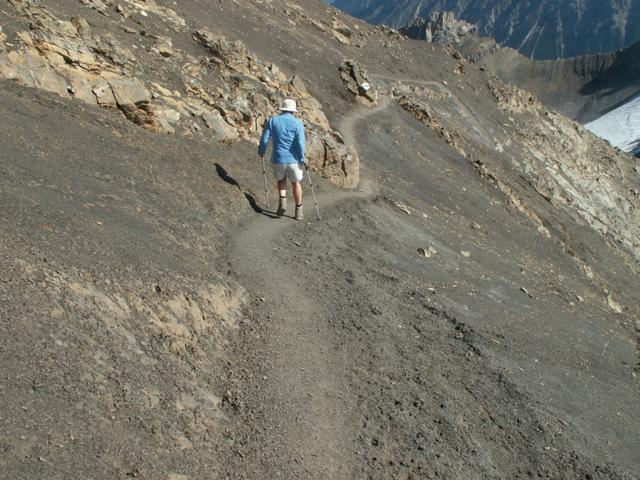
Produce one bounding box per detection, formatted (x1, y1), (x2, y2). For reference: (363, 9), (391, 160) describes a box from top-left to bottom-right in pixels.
(330, 0), (640, 60)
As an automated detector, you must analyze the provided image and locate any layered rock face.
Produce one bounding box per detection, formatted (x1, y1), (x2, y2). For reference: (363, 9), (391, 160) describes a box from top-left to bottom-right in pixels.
(0, 0), (359, 188)
(373, 67), (640, 261)
(331, 0), (640, 59)
(400, 12), (476, 47)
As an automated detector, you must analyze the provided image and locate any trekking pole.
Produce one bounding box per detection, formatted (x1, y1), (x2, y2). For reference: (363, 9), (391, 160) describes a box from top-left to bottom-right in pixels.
(261, 155), (270, 208)
(305, 165), (321, 220)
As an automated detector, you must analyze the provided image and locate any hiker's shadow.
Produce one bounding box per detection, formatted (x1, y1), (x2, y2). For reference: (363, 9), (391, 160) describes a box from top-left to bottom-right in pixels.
(214, 163), (279, 219)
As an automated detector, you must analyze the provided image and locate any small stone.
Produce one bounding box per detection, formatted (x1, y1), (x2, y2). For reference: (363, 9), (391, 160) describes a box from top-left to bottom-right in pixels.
(395, 201), (411, 215)
(417, 246), (437, 258)
(520, 287), (532, 298)
(607, 294), (623, 314)
(461, 250), (471, 257)
(576, 295), (584, 303)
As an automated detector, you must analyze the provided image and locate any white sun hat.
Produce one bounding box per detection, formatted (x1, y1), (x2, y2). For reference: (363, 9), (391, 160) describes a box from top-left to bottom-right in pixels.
(280, 98), (298, 112)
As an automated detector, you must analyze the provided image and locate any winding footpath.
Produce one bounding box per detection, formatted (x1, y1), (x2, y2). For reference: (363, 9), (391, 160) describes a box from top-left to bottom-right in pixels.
(226, 84), (488, 476)
(227, 101), (388, 478)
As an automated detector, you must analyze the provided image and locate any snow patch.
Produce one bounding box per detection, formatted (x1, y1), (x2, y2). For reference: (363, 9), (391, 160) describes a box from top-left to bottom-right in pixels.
(585, 94), (640, 155)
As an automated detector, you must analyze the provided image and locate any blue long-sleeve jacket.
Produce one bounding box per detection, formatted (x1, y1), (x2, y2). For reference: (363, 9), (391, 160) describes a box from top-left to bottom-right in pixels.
(258, 113), (305, 164)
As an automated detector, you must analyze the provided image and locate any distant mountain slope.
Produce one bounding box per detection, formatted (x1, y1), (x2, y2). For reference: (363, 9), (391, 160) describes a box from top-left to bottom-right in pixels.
(331, 0), (640, 59)
(460, 38), (640, 123)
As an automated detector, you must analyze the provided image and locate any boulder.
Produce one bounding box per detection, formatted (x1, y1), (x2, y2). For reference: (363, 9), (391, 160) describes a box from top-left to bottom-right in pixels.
(153, 37), (174, 58)
(339, 60), (377, 105)
(307, 130), (360, 189)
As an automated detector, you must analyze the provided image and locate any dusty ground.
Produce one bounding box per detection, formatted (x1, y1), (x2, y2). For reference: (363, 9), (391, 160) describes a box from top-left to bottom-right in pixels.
(215, 98), (640, 480)
(1, 1), (639, 479)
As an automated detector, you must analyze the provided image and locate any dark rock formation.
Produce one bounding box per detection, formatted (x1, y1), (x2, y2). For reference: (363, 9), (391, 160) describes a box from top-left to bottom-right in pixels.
(400, 12), (477, 46)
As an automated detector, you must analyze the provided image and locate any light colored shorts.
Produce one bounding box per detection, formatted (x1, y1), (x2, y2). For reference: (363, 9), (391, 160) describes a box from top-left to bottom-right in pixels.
(272, 162), (304, 183)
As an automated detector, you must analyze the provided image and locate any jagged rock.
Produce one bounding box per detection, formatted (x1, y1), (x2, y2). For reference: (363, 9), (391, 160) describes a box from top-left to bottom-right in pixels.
(108, 77), (150, 107)
(65, 68), (103, 105)
(400, 12), (477, 47)
(607, 293), (623, 314)
(184, 99), (239, 142)
(193, 30), (252, 74)
(488, 78), (540, 114)
(332, 18), (352, 45)
(0, 49), (70, 98)
(92, 81), (118, 107)
(418, 246), (437, 258)
(21, 28), (99, 69)
(309, 19), (327, 33)
(339, 60), (377, 105)
(153, 36), (174, 58)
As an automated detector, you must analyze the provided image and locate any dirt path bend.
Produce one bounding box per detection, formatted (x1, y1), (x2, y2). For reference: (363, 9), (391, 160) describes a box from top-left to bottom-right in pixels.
(226, 102), (387, 478)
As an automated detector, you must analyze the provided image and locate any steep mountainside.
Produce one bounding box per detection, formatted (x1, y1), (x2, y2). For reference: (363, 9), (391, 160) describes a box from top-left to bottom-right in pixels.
(1, 1), (639, 479)
(330, 0), (640, 59)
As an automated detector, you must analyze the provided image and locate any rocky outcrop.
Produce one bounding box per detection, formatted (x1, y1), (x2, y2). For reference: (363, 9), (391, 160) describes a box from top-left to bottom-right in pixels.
(487, 78), (541, 114)
(306, 130), (360, 189)
(482, 77), (640, 259)
(400, 12), (477, 46)
(376, 71), (639, 261)
(0, 1), (359, 188)
(339, 60), (377, 106)
(393, 92), (466, 157)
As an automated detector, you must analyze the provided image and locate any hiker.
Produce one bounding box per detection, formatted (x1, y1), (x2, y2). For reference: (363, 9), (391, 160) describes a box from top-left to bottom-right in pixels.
(258, 98), (306, 220)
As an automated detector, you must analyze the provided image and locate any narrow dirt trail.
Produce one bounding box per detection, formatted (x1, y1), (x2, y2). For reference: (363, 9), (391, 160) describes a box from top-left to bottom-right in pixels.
(227, 101), (390, 478)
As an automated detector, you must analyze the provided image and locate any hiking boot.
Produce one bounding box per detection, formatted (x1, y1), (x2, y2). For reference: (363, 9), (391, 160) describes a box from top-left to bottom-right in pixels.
(276, 196), (286, 216)
(295, 204), (304, 221)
